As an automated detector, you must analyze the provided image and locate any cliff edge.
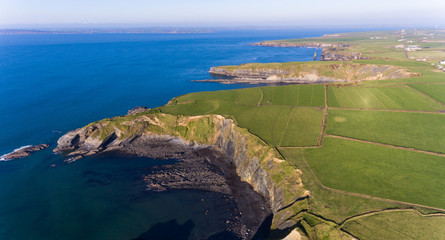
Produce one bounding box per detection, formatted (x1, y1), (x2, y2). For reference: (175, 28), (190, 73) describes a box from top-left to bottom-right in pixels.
(54, 112), (310, 236)
(206, 62), (419, 84)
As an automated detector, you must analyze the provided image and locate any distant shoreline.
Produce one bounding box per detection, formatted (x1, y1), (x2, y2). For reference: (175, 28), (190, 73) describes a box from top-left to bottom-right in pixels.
(0, 29), (214, 35)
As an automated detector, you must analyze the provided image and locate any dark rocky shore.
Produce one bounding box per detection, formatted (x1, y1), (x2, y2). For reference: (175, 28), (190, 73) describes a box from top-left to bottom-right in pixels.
(54, 113), (309, 239)
(63, 135), (272, 239)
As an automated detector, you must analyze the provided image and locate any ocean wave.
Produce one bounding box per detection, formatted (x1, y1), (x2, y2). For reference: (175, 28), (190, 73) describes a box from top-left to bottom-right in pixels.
(0, 145), (32, 161)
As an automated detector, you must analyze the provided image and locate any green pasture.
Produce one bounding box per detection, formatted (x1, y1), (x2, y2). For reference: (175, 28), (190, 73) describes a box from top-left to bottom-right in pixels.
(159, 89), (324, 147)
(172, 84), (325, 107)
(258, 84), (325, 107)
(409, 84), (445, 104)
(327, 85), (445, 111)
(304, 137), (445, 209)
(279, 148), (405, 223)
(326, 109), (445, 153)
(343, 211), (445, 240)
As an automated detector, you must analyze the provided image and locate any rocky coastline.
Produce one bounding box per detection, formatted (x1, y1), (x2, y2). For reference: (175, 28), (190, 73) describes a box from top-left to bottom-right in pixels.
(251, 41), (368, 61)
(251, 41), (350, 48)
(206, 63), (418, 85)
(207, 67), (343, 84)
(54, 113), (309, 239)
(115, 135), (271, 239)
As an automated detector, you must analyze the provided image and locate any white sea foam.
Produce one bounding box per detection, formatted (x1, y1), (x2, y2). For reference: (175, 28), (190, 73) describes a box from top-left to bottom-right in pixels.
(0, 145), (32, 161)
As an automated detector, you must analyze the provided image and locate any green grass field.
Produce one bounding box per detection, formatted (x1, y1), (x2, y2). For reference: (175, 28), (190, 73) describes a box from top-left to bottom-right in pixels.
(327, 85), (445, 111)
(304, 137), (445, 209)
(342, 211), (445, 240)
(279, 148), (405, 223)
(409, 84), (445, 105)
(326, 109), (445, 153)
(258, 84), (325, 107)
(235, 105), (323, 146)
(159, 86), (324, 147)
(173, 84), (325, 107)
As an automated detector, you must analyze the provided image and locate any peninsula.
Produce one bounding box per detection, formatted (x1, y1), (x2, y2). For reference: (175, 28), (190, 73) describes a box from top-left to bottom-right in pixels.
(55, 29), (445, 240)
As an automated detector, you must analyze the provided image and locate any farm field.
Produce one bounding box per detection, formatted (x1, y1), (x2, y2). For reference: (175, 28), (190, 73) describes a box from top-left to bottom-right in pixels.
(303, 137), (445, 209)
(327, 85), (445, 111)
(409, 84), (445, 104)
(173, 84), (325, 107)
(159, 86), (324, 147)
(342, 210), (445, 240)
(278, 148), (405, 223)
(326, 109), (445, 153)
(258, 84), (325, 107)
(235, 105), (323, 147)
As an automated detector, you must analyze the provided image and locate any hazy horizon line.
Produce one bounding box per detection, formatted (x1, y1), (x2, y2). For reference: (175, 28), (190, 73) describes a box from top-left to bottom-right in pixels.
(1, 23), (444, 31)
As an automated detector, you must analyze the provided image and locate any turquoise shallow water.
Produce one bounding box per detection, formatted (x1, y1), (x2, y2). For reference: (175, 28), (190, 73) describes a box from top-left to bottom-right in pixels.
(0, 29), (352, 239)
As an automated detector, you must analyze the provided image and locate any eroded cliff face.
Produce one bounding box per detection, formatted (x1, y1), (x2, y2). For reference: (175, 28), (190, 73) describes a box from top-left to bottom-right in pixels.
(251, 41), (350, 49)
(54, 113), (309, 231)
(251, 41), (366, 61)
(208, 63), (419, 84)
(209, 67), (340, 84)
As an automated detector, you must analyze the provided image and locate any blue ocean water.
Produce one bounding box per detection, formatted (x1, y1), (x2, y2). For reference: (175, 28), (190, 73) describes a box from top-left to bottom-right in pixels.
(0, 29), (343, 239)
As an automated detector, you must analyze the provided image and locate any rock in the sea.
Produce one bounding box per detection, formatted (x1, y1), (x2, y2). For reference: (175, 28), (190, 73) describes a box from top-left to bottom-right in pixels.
(1, 144), (49, 160)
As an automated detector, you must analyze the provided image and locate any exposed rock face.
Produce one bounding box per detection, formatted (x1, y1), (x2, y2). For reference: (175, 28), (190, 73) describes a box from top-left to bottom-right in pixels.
(0, 144), (49, 160)
(252, 41), (368, 61)
(251, 41), (350, 48)
(54, 113), (309, 237)
(320, 49), (368, 61)
(208, 67), (340, 84)
(210, 67), (290, 79)
(127, 106), (150, 115)
(207, 63), (417, 84)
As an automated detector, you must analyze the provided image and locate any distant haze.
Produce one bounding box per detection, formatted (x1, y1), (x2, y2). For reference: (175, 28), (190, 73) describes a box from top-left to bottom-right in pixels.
(1, 0), (444, 28)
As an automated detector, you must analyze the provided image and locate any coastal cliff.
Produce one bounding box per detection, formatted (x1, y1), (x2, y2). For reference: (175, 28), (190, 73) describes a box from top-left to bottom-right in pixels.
(251, 41), (366, 61)
(207, 63), (418, 84)
(251, 41), (350, 48)
(54, 113), (310, 236)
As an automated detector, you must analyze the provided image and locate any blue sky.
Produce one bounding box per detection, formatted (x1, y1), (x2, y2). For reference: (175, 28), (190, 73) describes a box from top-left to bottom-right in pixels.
(1, 0), (444, 27)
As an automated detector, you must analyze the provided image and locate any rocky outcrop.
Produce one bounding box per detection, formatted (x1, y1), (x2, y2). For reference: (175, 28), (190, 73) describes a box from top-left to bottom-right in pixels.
(54, 113), (309, 236)
(320, 49), (368, 61)
(210, 67), (290, 79)
(206, 63), (418, 84)
(251, 41), (350, 48)
(127, 106), (150, 115)
(208, 67), (341, 84)
(252, 41), (368, 61)
(0, 144), (49, 160)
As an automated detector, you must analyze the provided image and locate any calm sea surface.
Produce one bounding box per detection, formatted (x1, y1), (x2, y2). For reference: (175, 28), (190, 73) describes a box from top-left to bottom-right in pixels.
(0, 29), (350, 239)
